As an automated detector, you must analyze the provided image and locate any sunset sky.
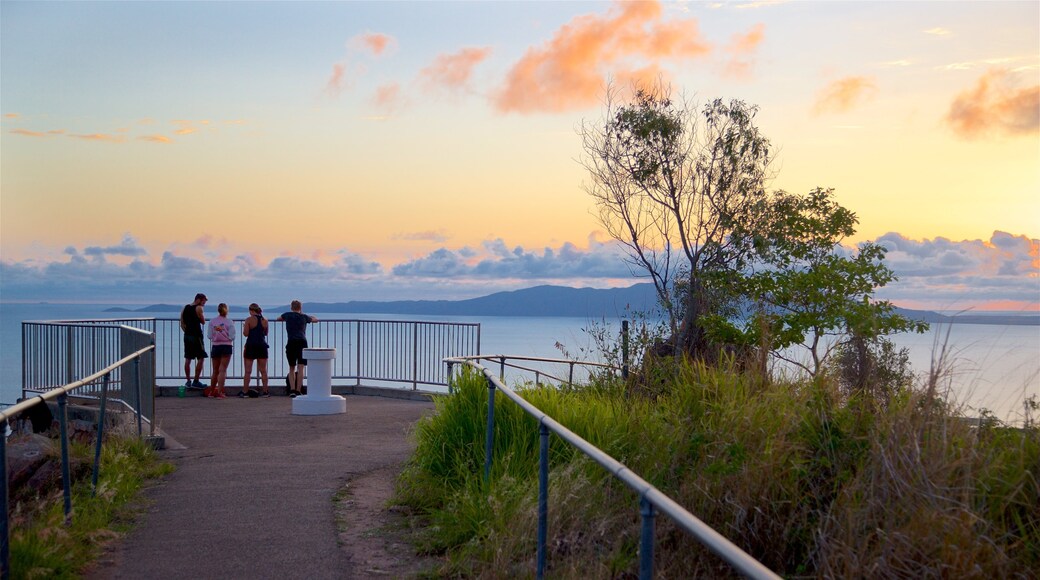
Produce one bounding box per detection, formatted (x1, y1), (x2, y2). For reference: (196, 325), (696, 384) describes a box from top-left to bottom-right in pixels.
(1, 1), (1038, 310)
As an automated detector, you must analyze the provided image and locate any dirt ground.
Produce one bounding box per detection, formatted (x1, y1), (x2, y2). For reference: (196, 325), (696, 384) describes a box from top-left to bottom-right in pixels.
(336, 464), (441, 578)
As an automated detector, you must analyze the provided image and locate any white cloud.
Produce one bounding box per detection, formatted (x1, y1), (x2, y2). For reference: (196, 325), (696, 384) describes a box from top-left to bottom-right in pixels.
(1, 232), (1036, 311)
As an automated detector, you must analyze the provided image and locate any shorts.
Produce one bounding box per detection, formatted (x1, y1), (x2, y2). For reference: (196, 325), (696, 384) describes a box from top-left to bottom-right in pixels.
(244, 343), (269, 360)
(184, 335), (207, 360)
(211, 344), (233, 358)
(286, 338), (309, 366)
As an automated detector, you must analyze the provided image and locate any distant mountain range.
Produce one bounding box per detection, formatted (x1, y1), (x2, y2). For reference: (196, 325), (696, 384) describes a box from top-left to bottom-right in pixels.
(104, 283), (1039, 325)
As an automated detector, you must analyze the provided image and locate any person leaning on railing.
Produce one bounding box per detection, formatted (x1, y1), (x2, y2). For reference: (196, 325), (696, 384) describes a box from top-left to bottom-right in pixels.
(276, 300), (318, 398)
(206, 303), (234, 399)
(242, 303), (271, 398)
(179, 292), (209, 390)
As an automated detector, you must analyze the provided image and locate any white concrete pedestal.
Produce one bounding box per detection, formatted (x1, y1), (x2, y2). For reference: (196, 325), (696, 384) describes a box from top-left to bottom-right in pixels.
(292, 348), (346, 415)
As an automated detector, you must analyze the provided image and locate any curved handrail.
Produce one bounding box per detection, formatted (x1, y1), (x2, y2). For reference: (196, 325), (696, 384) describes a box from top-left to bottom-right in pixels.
(446, 356), (780, 580)
(3, 343), (155, 421)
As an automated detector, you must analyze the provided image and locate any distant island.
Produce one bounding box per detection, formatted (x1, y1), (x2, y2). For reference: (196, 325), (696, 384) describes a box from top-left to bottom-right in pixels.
(104, 283), (1039, 325)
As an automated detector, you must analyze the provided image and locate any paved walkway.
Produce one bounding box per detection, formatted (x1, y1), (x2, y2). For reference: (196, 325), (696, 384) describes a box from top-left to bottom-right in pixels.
(87, 392), (435, 579)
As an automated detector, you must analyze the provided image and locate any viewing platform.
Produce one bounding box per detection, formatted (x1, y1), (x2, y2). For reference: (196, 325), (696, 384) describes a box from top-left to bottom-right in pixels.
(87, 391), (436, 579)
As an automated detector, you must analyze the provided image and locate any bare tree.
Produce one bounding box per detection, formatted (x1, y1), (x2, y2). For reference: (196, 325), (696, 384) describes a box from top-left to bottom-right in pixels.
(580, 82), (773, 356)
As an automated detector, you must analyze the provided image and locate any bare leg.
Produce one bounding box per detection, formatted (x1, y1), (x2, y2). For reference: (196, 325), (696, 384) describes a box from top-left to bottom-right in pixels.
(194, 359), (205, 383)
(184, 359), (191, 384)
(259, 359), (269, 394)
(243, 357), (254, 395)
(217, 356), (231, 395)
(210, 359), (219, 392)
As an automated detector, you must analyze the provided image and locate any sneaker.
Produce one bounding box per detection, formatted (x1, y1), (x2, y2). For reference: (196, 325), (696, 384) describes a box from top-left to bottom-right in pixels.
(191, 380), (207, 389)
(184, 380), (192, 388)
(237, 391), (247, 398)
(290, 390), (299, 398)
(216, 393), (227, 399)
(261, 391), (271, 398)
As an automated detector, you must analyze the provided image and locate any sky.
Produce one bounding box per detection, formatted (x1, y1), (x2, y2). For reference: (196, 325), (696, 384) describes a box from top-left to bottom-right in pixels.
(1, 0), (1038, 311)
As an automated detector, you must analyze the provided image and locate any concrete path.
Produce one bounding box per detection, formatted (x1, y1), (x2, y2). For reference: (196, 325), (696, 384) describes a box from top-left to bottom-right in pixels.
(87, 392), (435, 580)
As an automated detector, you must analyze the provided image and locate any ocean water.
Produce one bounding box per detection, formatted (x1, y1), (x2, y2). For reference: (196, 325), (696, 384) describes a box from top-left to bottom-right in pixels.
(2, 303), (1037, 422)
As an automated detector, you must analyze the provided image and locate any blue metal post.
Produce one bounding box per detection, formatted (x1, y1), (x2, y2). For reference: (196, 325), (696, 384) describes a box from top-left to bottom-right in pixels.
(484, 376), (496, 482)
(1, 418), (9, 580)
(57, 394), (72, 524)
(639, 495), (655, 579)
(446, 362), (454, 395)
(537, 420), (549, 579)
(92, 373), (111, 496)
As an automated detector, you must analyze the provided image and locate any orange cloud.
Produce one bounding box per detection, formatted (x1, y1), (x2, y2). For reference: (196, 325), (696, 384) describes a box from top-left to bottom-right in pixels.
(372, 83), (404, 114)
(812, 76), (878, 115)
(68, 133), (125, 143)
(493, 0), (714, 114)
(4, 113), (20, 119)
(10, 128), (48, 137)
(351, 32), (396, 57)
(139, 135), (172, 143)
(420, 47), (492, 93)
(326, 62), (348, 97)
(945, 68), (1040, 139)
(175, 128), (196, 135)
(724, 22), (765, 78)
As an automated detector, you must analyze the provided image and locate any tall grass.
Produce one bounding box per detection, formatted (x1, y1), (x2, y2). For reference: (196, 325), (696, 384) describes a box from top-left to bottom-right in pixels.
(7, 429), (174, 579)
(393, 362), (1039, 577)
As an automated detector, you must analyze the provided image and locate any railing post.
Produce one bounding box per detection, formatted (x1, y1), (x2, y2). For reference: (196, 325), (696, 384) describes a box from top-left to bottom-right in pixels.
(57, 393), (72, 524)
(622, 320), (630, 380)
(1, 418), (9, 580)
(484, 375), (496, 482)
(446, 361), (455, 395)
(355, 322), (362, 387)
(92, 373), (111, 496)
(412, 323), (419, 391)
(499, 357), (505, 381)
(568, 362), (574, 387)
(66, 326), (75, 385)
(537, 420), (549, 579)
(639, 494), (655, 579)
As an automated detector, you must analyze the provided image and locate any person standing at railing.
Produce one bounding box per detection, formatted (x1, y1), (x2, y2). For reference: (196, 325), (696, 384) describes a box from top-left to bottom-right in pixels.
(242, 303), (271, 398)
(180, 293), (208, 390)
(207, 303), (234, 399)
(276, 300), (318, 398)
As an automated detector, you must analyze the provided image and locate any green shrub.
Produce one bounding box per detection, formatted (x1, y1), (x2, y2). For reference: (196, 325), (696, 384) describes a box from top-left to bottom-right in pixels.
(394, 361), (1040, 577)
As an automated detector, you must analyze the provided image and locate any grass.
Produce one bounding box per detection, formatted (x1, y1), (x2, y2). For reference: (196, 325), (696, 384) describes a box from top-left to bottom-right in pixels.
(392, 362), (1039, 577)
(7, 428), (174, 579)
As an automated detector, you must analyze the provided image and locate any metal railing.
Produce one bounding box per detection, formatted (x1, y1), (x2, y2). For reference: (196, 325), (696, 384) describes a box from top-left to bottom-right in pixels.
(445, 355), (780, 580)
(2, 326), (156, 580)
(150, 318), (479, 389)
(25, 318), (479, 392)
(22, 322), (156, 429)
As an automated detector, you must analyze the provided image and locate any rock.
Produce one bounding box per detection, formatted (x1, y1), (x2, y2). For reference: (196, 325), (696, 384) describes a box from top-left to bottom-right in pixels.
(6, 434), (55, 490)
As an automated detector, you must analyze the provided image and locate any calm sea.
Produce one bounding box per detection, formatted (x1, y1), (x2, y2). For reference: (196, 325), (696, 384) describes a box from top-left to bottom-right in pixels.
(2, 303), (1037, 423)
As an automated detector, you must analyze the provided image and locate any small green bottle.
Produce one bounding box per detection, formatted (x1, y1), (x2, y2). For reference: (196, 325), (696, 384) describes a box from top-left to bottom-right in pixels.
(178, 384), (186, 397)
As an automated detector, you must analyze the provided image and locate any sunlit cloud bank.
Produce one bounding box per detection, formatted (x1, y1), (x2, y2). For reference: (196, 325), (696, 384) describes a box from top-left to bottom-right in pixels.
(876, 231), (1040, 312)
(2, 232), (1036, 311)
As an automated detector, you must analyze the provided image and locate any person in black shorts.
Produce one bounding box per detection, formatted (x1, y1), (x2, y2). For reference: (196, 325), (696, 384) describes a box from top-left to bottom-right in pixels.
(276, 300), (318, 397)
(242, 303), (271, 397)
(180, 293), (208, 389)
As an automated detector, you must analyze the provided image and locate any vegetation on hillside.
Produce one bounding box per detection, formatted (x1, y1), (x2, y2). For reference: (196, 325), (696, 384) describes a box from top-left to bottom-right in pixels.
(7, 430), (174, 579)
(393, 364), (1039, 577)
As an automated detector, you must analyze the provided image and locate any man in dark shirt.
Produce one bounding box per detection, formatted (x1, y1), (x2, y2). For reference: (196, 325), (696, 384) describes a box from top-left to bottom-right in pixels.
(180, 293), (208, 389)
(277, 300), (318, 397)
